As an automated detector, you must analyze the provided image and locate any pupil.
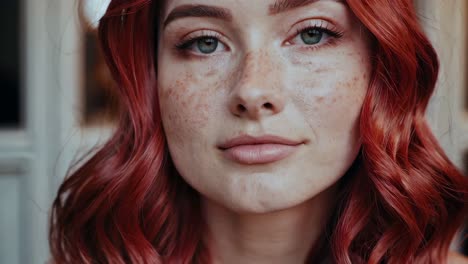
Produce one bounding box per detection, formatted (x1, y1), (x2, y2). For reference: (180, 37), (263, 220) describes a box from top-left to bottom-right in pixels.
(197, 37), (218, 54)
(301, 29), (322, 45)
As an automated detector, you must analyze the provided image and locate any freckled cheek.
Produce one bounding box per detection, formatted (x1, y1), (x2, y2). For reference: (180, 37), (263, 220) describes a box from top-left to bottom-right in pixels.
(328, 89), (366, 143)
(295, 75), (367, 131)
(158, 77), (220, 139)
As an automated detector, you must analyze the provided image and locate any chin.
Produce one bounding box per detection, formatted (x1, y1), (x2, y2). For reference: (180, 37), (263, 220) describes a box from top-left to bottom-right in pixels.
(214, 183), (330, 215)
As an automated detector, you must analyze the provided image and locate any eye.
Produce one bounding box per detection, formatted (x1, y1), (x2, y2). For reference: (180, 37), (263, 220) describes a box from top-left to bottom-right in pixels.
(195, 37), (219, 54)
(286, 21), (344, 48)
(174, 31), (228, 55)
(300, 28), (324, 45)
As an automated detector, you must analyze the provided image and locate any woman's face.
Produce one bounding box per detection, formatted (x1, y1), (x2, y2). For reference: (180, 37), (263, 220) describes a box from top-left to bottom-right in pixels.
(157, 0), (371, 213)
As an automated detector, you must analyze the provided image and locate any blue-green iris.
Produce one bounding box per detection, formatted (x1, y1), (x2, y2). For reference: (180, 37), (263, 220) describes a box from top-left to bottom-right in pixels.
(197, 37), (218, 54)
(301, 29), (323, 45)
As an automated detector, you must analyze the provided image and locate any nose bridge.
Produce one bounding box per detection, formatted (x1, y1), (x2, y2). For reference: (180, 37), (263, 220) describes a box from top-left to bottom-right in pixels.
(239, 49), (274, 86)
(228, 49), (285, 119)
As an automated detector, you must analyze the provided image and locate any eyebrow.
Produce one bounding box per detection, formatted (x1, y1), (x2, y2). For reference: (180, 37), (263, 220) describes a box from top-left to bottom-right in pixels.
(163, 4), (232, 28)
(269, 0), (320, 15)
(163, 0), (342, 28)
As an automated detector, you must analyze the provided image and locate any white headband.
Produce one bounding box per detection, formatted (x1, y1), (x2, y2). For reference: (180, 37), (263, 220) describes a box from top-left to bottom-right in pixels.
(81, 0), (112, 28)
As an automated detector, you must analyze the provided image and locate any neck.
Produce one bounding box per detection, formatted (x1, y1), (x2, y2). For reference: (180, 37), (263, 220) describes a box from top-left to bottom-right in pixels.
(201, 185), (337, 264)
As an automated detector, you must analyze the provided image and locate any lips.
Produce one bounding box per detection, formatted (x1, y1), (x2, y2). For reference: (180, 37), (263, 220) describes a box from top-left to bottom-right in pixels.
(218, 135), (304, 165)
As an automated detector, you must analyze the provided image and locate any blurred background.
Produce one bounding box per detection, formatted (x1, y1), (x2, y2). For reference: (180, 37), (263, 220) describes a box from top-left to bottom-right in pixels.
(0, 0), (466, 263)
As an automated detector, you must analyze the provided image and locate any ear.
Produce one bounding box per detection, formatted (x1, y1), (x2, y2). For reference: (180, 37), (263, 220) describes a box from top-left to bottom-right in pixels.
(80, 0), (111, 28)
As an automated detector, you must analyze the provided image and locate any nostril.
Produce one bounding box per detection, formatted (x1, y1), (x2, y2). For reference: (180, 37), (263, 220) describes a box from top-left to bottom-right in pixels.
(263, 102), (273, 110)
(237, 104), (247, 112)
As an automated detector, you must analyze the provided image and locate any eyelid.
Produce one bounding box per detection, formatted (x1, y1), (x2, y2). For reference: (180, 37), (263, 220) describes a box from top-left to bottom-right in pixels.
(176, 29), (230, 51)
(284, 19), (342, 45)
(182, 29), (221, 41)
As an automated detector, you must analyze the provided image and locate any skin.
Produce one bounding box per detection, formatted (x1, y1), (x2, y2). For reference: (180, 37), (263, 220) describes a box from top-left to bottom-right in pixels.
(449, 252), (468, 264)
(157, 0), (371, 262)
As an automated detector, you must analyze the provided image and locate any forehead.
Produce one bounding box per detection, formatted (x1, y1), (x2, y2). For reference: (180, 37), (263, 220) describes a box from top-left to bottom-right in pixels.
(161, 0), (345, 18)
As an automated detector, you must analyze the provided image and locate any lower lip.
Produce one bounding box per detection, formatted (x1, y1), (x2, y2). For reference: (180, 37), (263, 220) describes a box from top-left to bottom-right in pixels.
(221, 143), (300, 165)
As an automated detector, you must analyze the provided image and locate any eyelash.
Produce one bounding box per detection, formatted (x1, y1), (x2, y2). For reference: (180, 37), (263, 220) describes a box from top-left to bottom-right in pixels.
(173, 21), (344, 55)
(294, 21), (344, 43)
(174, 31), (224, 51)
(292, 21), (344, 48)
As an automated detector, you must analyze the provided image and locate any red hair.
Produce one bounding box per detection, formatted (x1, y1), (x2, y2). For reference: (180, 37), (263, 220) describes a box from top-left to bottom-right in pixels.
(49, 0), (468, 263)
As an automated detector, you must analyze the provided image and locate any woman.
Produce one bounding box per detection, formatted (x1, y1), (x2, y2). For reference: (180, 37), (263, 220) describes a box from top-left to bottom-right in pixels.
(50, 0), (468, 263)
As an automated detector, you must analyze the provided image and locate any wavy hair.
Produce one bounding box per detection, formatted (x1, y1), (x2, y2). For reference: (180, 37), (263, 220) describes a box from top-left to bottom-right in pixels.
(49, 0), (468, 263)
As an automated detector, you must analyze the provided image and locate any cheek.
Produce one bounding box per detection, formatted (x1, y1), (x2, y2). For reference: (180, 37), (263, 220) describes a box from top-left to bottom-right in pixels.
(327, 78), (367, 128)
(159, 73), (216, 137)
(292, 60), (369, 141)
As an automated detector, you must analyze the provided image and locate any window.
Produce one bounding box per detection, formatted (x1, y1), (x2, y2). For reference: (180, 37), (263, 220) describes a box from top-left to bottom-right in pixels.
(0, 0), (21, 128)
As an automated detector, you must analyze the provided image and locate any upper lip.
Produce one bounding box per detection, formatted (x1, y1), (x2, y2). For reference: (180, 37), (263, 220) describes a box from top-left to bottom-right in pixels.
(218, 134), (304, 149)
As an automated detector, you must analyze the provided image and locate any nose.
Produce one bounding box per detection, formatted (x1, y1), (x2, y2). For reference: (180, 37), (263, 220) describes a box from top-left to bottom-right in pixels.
(228, 51), (286, 120)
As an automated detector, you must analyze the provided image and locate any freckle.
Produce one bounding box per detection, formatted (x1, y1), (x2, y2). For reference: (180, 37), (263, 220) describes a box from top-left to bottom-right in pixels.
(317, 96), (324, 103)
(314, 67), (328, 74)
(205, 67), (217, 77)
